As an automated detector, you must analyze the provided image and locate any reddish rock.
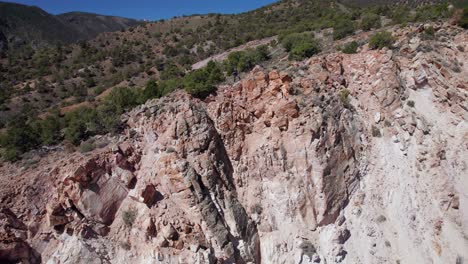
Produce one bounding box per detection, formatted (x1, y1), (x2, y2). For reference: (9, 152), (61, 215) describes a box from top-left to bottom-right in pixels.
(269, 70), (280, 80)
(280, 72), (292, 83)
(276, 100), (299, 118)
(141, 184), (163, 208)
(46, 202), (71, 227)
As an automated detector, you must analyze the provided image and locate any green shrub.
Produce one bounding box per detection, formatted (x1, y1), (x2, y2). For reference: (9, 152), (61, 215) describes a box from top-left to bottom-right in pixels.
(225, 45), (270, 74)
(280, 33), (320, 60)
(289, 41), (320, 60)
(158, 78), (180, 96)
(111, 45), (137, 67)
(104, 87), (141, 114)
(142, 80), (161, 101)
(339, 89), (350, 104)
(39, 114), (61, 145)
(122, 208), (137, 227)
(94, 86), (105, 96)
(63, 87), (141, 146)
(371, 125), (381, 137)
(458, 8), (468, 29)
(64, 107), (98, 145)
(342, 41), (359, 54)
(390, 6), (411, 24)
(333, 19), (355, 40)
(422, 26), (436, 40)
(184, 61), (225, 98)
(0, 117), (40, 159)
(424, 26), (435, 36)
(2, 148), (20, 162)
(96, 87), (141, 134)
(79, 140), (96, 153)
(413, 4), (450, 22)
(72, 85), (88, 98)
(280, 33), (310, 52)
(84, 76), (95, 88)
(369, 31), (395, 50)
(407, 100), (415, 107)
(360, 13), (381, 31)
(159, 62), (184, 80)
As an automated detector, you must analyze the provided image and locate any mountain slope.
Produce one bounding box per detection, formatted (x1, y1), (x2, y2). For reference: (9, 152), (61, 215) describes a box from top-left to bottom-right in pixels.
(338, 0), (444, 6)
(57, 12), (141, 40)
(0, 2), (80, 48)
(0, 1), (141, 52)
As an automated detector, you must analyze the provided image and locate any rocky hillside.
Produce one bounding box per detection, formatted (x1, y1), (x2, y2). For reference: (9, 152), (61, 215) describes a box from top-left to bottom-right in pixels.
(0, 1), (140, 52)
(0, 20), (466, 263)
(1, 0), (455, 122)
(338, 0), (445, 6)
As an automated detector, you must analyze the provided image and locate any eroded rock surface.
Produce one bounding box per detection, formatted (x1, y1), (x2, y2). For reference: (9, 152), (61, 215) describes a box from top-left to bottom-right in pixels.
(0, 22), (467, 263)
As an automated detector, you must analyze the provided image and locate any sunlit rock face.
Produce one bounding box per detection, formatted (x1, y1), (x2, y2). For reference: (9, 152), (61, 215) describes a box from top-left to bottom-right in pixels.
(0, 22), (467, 264)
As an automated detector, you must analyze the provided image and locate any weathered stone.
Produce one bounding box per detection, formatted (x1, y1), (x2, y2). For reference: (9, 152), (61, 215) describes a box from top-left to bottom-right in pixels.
(269, 70), (280, 80)
(141, 184), (163, 208)
(1, 23), (466, 264)
(46, 202), (71, 227)
(162, 225), (179, 241)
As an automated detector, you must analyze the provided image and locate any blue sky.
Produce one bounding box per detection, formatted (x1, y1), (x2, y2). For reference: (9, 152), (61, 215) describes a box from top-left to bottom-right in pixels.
(2, 0), (279, 20)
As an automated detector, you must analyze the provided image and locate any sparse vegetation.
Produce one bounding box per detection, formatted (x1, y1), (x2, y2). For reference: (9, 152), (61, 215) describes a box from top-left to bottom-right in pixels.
(407, 100), (415, 107)
(79, 140), (96, 153)
(390, 4), (451, 25)
(122, 208), (137, 227)
(422, 26), (436, 40)
(289, 41), (320, 61)
(369, 31), (395, 50)
(184, 61), (225, 98)
(341, 41), (359, 54)
(280, 33), (320, 60)
(360, 13), (381, 31)
(0, 1), (463, 161)
(339, 89), (350, 104)
(371, 125), (382, 137)
(333, 18), (355, 40)
(299, 240), (316, 259)
(224, 45), (270, 74)
(0, 113), (41, 161)
(412, 3), (451, 22)
(457, 8), (468, 29)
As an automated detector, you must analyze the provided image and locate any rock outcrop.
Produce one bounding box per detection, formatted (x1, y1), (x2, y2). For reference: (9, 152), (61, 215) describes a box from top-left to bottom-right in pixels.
(0, 21), (467, 263)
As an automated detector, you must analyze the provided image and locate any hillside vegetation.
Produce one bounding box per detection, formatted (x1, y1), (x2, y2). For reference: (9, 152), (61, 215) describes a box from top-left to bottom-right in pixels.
(0, 0), (465, 161)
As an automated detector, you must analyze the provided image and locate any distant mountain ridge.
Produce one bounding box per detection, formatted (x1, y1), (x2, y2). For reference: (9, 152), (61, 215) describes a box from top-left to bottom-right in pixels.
(0, 1), (141, 52)
(57, 12), (142, 40)
(338, 0), (445, 5)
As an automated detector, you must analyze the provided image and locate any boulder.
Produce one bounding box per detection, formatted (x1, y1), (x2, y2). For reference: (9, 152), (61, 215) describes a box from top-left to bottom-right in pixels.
(276, 101), (299, 118)
(269, 70), (280, 80)
(141, 184), (163, 208)
(46, 202), (72, 227)
(162, 224), (179, 241)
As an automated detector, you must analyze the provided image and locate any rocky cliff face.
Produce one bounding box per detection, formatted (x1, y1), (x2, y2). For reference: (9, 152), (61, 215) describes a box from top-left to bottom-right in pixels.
(0, 22), (467, 264)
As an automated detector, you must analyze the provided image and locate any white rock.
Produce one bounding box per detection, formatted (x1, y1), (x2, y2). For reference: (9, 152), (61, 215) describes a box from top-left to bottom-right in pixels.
(374, 112), (381, 124)
(404, 131), (411, 142)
